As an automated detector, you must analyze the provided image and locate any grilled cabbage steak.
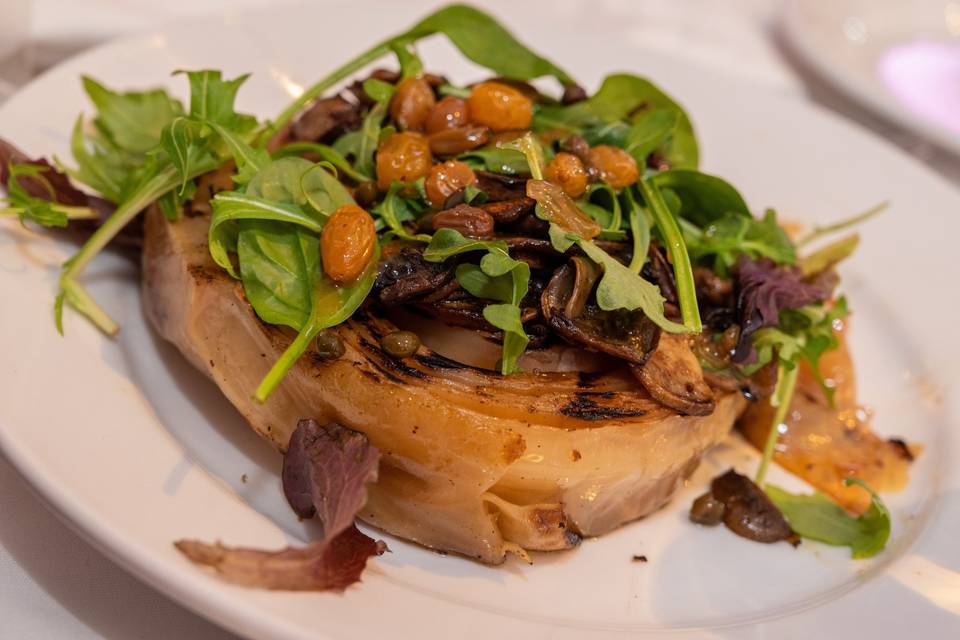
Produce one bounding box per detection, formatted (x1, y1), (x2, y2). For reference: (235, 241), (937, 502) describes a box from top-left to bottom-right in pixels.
(143, 209), (748, 563)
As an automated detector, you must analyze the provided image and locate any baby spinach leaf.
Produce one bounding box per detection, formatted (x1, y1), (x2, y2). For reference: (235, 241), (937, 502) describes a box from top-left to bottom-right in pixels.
(208, 192), (323, 277)
(766, 478), (891, 559)
(238, 222), (318, 329)
(300, 163), (355, 216)
(254, 244), (380, 403)
(649, 169), (750, 227)
(624, 108), (678, 162)
(548, 223), (688, 334)
(424, 228), (530, 373)
(404, 4), (573, 85)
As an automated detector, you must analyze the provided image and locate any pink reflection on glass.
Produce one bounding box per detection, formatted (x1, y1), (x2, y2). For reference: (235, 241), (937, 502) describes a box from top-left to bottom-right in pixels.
(877, 40), (960, 133)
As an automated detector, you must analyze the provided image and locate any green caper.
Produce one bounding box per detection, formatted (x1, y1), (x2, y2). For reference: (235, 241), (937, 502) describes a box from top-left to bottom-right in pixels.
(353, 180), (379, 207)
(314, 329), (345, 361)
(689, 492), (725, 526)
(381, 330), (420, 358)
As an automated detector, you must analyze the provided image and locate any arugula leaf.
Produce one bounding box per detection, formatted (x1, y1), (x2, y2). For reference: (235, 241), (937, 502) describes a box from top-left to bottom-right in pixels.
(211, 122), (270, 186)
(423, 228), (530, 373)
(579, 182), (622, 234)
(159, 116), (206, 194)
(372, 181), (431, 242)
(751, 299), (849, 485)
(68, 79), (183, 202)
(766, 478), (891, 559)
(535, 74), (698, 169)
(174, 70), (256, 130)
(548, 223), (687, 333)
(81, 76), (183, 155)
(637, 179), (702, 332)
(459, 147), (529, 175)
(623, 186), (650, 273)
(686, 209), (795, 277)
(649, 169), (750, 227)
(272, 142), (369, 183)
(1, 163), (97, 228)
(750, 298), (849, 401)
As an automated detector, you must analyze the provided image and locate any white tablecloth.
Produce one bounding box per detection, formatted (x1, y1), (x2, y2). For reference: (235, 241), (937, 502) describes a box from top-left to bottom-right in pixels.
(0, 1), (956, 638)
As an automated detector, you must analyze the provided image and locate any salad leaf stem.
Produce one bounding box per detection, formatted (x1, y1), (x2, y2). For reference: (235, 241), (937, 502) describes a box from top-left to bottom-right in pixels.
(254, 245), (380, 402)
(637, 179), (701, 332)
(754, 361), (799, 485)
(623, 187), (649, 273)
(0, 205), (97, 220)
(796, 201), (886, 248)
(270, 43), (392, 139)
(58, 158), (220, 334)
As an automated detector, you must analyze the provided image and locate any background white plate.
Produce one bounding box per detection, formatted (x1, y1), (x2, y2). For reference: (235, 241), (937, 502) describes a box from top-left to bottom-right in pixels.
(783, 0), (960, 156)
(0, 1), (958, 638)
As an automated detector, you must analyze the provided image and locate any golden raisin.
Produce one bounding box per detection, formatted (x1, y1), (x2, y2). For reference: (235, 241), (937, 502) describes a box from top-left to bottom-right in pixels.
(424, 96), (469, 134)
(389, 77), (435, 131)
(425, 160), (478, 208)
(320, 204), (376, 284)
(587, 145), (640, 189)
(427, 126), (490, 156)
(544, 152), (588, 198)
(467, 82), (533, 131)
(376, 132), (433, 189)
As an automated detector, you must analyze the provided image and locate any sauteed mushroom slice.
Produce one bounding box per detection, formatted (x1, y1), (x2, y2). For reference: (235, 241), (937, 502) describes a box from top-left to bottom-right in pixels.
(632, 332), (716, 416)
(541, 258), (660, 365)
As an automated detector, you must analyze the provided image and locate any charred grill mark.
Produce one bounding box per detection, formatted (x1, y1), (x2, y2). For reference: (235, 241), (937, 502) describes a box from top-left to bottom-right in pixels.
(360, 369), (382, 383)
(559, 392), (646, 421)
(577, 391), (616, 399)
(358, 337), (428, 381)
(413, 352), (493, 375)
(414, 352), (469, 369)
(576, 371), (606, 389)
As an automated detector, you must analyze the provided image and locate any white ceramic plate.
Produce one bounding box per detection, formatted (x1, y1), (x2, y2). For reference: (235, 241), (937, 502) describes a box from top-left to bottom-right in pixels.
(1, 2), (958, 638)
(782, 0), (960, 155)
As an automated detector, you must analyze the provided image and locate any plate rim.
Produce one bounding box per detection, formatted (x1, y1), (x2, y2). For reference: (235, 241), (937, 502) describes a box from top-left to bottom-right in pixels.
(1, 5), (958, 639)
(780, 0), (960, 157)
